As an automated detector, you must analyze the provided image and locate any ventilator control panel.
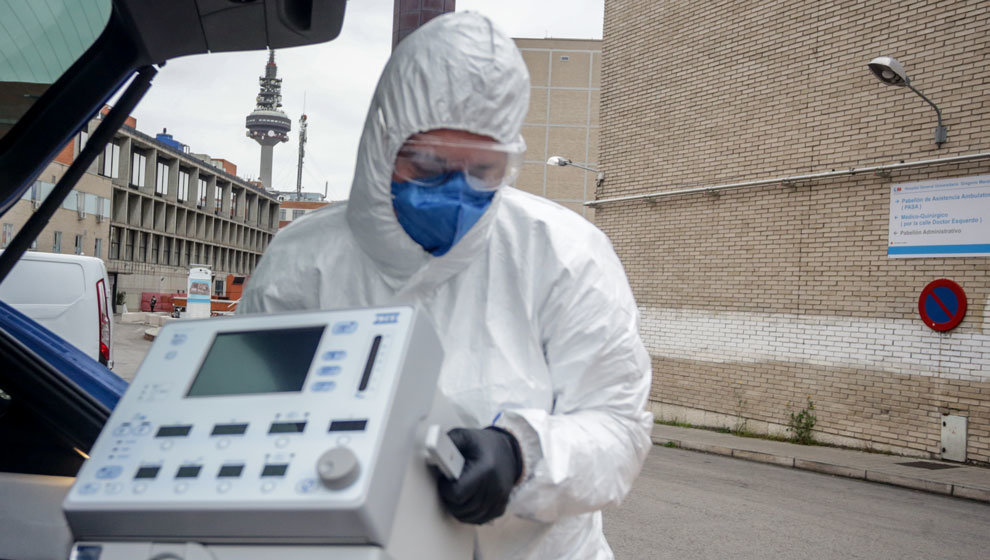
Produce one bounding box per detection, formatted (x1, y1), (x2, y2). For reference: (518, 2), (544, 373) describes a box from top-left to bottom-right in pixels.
(64, 306), (438, 542)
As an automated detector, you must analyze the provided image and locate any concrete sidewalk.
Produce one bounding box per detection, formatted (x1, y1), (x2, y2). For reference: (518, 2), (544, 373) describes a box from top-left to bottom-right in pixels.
(652, 424), (990, 504)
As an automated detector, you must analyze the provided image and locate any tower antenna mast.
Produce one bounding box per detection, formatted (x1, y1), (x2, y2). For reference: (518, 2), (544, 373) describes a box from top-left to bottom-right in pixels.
(296, 110), (307, 198)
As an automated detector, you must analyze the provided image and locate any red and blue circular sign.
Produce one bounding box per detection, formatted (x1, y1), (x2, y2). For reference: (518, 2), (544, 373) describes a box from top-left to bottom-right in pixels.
(918, 279), (967, 332)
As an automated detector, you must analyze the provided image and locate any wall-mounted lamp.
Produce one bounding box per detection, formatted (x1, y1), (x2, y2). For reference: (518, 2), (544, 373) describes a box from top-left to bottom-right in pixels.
(546, 156), (604, 188)
(867, 56), (947, 148)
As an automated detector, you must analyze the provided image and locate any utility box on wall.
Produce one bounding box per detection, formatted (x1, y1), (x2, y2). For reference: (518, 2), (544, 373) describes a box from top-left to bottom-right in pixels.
(941, 414), (967, 462)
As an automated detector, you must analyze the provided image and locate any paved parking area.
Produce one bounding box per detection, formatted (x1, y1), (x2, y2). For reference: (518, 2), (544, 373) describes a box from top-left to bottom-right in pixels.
(111, 315), (153, 382)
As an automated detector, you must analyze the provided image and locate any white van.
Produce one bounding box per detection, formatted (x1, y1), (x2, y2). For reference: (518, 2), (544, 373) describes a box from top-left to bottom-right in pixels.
(0, 251), (113, 367)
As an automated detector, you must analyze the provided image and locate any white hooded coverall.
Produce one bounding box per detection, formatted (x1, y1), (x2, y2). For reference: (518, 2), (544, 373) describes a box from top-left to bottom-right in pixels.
(239, 12), (653, 559)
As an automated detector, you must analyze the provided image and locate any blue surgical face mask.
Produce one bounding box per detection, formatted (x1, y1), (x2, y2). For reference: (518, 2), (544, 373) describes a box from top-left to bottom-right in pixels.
(391, 171), (495, 257)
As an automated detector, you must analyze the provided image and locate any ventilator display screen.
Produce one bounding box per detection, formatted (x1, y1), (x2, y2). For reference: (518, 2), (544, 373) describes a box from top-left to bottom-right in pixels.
(186, 326), (326, 397)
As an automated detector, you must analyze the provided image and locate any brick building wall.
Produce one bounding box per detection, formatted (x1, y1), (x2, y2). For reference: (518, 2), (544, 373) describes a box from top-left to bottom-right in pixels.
(1, 134), (112, 262)
(515, 38), (601, 220)
(599, 0), (990, 462)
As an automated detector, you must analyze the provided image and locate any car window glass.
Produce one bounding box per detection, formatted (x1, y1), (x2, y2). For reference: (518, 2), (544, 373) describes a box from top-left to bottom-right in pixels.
(0, 0), (112, 140)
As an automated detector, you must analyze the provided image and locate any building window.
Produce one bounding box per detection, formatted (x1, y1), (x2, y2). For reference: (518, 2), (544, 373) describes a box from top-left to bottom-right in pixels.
(279, 209), (287, 221)
(74, 234), (83, 255)
(1, 223), (13, 248)
(131, 151), (147, 187)
(292, 209), (305, 220)
(125, 230), (134, 260)
(138, 232), (147, 262)
(150, 235), (159, 264)
(230, 191), (237, 217)
(110, 227), (120, 260)
(178, 169), (190, 202)
(53, 231), (62, 253)
(101, 141), (120, 178)
(198, 177), (207, 208)
(94, 238), (102, 259)
(215, 186), (223, 212)
(155, 159), (169, 196)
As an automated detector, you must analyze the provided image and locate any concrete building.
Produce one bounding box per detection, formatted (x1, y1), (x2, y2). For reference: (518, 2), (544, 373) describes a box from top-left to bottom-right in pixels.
(1, 135), (112, 259)
(515, 38), (601, 220)
(599, 1), (990, 463)
(89, 111), (280, 307)
(277, 199), (334, 229)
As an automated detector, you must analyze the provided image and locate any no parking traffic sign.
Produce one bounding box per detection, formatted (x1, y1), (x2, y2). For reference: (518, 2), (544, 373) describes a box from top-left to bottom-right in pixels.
(918, 279), (967, 332)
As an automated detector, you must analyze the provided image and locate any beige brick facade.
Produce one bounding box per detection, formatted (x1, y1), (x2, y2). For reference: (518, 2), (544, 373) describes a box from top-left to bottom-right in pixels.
(515, 38), (601, 220)
(1, 137), (112, 264)
(600, 0), (990, 463)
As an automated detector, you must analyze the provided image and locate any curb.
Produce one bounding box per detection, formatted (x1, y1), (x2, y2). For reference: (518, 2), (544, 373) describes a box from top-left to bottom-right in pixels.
(653, 435), (990, 504)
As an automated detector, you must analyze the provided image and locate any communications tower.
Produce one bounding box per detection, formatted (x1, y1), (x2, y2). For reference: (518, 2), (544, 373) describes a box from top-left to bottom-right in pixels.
(245, 50), (291, 191)
(296, 113), (307, 198)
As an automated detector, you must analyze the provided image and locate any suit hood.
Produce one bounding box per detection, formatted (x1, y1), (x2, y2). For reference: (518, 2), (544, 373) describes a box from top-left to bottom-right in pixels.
(345, 11), (530, 288)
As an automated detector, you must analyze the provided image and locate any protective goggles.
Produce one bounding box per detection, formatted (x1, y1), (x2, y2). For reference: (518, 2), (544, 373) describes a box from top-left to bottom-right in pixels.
(393, 136), (526, 191)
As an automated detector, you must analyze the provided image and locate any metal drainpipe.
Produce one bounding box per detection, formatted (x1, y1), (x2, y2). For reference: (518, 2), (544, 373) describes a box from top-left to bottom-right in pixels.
(586, 152), (990, 207)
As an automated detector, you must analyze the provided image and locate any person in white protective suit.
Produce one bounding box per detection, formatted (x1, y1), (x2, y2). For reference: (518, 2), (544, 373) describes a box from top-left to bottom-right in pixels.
(238, 11), (653, 559)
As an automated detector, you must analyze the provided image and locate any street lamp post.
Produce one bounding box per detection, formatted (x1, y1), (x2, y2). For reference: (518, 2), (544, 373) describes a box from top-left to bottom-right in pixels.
(867, 56), (947, 148)
(546, 156), (604, 188)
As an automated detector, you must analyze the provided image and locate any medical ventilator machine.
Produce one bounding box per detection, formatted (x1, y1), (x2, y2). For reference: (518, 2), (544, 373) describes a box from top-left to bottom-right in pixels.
(63, 306), (472, 560)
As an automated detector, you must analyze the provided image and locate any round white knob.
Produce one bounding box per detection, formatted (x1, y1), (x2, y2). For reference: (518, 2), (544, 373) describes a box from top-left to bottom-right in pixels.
(317, 447), (360, 490)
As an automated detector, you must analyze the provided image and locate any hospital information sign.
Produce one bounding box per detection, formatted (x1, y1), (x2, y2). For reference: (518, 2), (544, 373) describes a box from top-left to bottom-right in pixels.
(888, 174), (990, 258)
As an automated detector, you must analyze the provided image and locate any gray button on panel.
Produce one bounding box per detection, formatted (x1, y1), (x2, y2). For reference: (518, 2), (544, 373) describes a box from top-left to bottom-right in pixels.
(317, 447), (361, 490)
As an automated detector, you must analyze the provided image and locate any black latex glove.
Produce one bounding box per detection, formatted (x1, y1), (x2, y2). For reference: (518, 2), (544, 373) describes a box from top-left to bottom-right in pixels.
(437, 426), (523, 525)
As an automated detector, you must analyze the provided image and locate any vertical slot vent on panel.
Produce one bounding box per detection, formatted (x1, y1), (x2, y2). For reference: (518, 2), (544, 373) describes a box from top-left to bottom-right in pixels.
(359, 335), (382, 391)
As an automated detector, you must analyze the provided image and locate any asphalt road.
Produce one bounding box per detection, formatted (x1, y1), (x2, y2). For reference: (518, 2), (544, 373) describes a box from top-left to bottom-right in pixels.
(603, 446), (990, 560)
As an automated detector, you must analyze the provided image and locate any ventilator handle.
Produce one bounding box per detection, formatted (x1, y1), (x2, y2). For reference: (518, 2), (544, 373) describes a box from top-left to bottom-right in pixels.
(424, 424), (464, 481)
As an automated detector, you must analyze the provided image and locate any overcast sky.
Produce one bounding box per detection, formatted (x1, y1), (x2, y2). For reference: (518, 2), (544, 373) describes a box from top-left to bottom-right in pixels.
(128, 1), (604, 201)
